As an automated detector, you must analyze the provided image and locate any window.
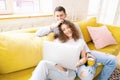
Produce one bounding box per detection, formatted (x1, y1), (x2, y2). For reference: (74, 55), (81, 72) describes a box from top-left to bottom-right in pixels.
(0, 0), (13, 14)
(0, 0), (53, 15)
(0, 0), (6, 10)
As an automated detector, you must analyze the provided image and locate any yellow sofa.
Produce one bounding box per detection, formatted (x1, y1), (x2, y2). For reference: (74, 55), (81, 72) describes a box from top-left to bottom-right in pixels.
(0, 17), (120, 80)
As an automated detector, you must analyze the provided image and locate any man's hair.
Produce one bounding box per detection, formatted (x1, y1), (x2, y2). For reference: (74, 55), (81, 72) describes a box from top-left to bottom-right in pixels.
(54, 6), (66, 14)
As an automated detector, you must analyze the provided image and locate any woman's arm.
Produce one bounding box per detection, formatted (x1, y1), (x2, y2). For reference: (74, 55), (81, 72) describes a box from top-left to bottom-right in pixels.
(76, 48), (87, 67)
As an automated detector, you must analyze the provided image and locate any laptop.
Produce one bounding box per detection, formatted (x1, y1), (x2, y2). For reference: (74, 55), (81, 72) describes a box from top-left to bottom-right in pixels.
(43, 40), (85, 70)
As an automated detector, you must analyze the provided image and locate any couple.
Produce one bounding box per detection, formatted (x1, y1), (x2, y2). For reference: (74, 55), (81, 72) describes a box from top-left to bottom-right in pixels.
(29, 6), (117, 80)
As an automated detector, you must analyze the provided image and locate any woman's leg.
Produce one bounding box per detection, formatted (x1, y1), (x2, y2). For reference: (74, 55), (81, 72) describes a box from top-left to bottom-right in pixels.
(29, 60), (76, 80)
(48, 68), (76, 80)
(91, 51), (118, 80)
(76, 65), (96, 80)
(29, 60), (55, 80)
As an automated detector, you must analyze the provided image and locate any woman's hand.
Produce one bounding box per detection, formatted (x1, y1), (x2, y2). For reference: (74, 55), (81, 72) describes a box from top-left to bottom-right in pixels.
(87, 52), (96, 60)
(76, 60), (83, 67)
(87, 52), (96, 65)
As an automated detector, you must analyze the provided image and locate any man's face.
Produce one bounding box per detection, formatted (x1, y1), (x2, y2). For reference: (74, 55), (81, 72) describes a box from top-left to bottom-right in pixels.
(54, 11), (67, 21)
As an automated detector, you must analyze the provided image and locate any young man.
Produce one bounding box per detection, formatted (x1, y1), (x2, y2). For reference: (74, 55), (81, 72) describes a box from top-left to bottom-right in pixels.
(36, 6), (66, 37)
(36, 6), (117, 80)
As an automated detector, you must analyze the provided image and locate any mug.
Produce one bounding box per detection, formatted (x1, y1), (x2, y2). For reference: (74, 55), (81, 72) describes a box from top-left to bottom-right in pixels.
(87, 57), (95, 66)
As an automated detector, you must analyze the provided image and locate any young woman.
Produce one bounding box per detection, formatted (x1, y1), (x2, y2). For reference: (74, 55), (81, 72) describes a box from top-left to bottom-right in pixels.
(55, 20), (97, 80)
(30, 20), (96, 80)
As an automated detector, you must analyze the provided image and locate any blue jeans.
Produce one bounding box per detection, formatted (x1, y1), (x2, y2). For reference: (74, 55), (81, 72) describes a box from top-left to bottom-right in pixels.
(91, 50), (118, 80)
(76, 65), (96, 80)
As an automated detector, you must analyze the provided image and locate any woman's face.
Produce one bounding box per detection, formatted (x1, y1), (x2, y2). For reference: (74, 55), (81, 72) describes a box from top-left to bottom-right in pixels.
(61, 24), (72, 39)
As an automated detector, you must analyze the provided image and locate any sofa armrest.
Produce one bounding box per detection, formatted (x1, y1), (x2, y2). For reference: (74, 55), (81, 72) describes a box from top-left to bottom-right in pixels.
(107, 25), (120, 43)
(116, 52), (120, 69)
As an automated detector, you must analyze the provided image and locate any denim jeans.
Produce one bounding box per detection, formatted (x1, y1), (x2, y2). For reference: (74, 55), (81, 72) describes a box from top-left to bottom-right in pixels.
(90, 50), (118, 80)
(76, 65), (96, 80)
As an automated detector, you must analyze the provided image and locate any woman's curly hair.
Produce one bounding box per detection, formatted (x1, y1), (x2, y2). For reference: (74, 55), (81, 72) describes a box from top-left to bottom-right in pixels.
(55, 20), (80, 43)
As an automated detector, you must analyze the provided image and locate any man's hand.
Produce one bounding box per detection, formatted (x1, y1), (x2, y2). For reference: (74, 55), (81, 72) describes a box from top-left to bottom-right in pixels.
(50, 20), (64, 30)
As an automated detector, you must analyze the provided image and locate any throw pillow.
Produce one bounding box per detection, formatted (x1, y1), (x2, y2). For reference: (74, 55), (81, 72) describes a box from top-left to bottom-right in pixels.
(87, 26), (117, 49)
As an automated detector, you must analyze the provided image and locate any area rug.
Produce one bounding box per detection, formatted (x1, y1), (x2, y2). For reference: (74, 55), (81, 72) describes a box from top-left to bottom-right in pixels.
(109, 68), (120, 80)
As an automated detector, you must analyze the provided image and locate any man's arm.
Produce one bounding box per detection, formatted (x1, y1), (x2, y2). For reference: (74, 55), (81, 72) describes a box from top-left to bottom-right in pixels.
(36, 26), (52, 37)
(36, 21), (62, 37)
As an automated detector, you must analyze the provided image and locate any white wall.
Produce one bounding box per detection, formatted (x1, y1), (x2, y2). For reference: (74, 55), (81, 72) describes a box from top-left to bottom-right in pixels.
(0, 16), (54, 32)
(53, 0), (89, 21)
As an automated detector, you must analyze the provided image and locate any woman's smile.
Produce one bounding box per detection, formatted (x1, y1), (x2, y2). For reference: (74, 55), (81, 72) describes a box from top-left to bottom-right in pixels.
(61, 24), (72, 39)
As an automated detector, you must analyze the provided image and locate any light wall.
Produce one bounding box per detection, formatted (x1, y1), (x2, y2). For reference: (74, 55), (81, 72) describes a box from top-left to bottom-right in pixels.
(0, 16), (54, 32)
(0, 0), (89, 32)
(53, 0), (89, 21)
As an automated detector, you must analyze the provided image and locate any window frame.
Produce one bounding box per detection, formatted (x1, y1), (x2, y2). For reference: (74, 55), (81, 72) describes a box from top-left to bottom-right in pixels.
(0, 0), (53, 17)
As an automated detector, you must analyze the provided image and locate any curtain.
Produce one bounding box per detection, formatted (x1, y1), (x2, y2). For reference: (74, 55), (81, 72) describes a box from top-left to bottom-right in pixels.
(113, 0), (120, 25)
(88, 0), (120, 25)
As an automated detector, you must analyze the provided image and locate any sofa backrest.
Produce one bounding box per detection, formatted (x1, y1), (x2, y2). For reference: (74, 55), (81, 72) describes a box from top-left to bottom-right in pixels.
(77, 17), (99, 43)
(0, 32), (54, 74)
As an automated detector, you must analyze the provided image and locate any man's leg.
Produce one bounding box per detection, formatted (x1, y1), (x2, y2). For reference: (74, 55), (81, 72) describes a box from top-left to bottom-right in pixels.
(91, 51), (118, 80)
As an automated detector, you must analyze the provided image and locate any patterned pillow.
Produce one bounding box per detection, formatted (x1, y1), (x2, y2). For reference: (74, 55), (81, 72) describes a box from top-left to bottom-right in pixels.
(109, 68), (120, 80)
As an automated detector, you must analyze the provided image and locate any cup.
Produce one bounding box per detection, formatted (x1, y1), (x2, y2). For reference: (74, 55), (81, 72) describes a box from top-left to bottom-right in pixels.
(87, 57), (95, 66)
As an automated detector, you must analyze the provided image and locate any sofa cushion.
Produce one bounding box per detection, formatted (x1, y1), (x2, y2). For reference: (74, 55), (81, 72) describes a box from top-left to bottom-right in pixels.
(87, 26), (117, 49)
(0, 32), (54, 74)
(87, 41), (120, 56)
(77, 17), (98, 43)
(0, 67), (34, 80)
